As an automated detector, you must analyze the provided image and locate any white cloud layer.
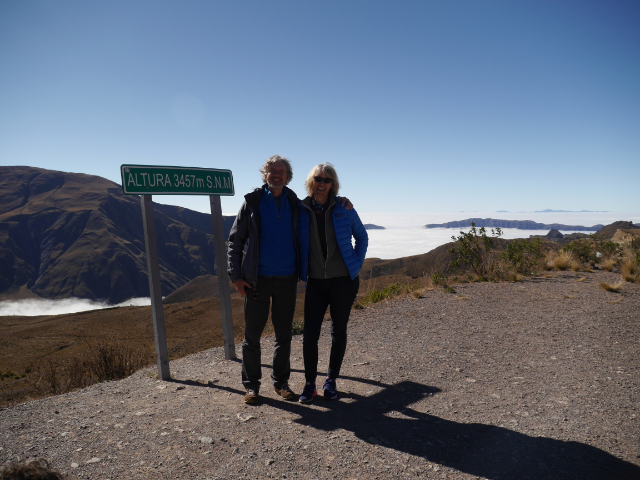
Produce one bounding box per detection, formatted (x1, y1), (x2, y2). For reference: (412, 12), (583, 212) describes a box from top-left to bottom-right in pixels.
(0, 298), (151, 317)
(364, 227), (592, 260)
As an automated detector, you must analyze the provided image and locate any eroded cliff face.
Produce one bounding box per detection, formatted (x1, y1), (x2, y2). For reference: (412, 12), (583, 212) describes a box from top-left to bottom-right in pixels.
(0, 166), (234, 303)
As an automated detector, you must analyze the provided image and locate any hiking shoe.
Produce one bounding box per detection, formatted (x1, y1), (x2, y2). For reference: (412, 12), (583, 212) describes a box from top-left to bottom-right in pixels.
(323, 377), (338, 400)
(274, 382), (296, 401)
(243, 389), (259, 404)
(299, 382), (317, 404)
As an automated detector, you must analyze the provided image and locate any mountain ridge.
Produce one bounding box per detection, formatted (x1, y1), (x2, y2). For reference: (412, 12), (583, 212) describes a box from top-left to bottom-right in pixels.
(0, 166), (234, 303)
(425, 218), (604, 231)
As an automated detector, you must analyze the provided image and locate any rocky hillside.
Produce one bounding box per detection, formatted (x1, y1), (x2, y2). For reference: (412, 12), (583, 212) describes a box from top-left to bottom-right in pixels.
(0, 166), (235, 303)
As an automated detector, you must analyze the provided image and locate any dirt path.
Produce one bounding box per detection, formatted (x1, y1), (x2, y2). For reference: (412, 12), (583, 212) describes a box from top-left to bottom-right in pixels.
(1, 270), (639, 479)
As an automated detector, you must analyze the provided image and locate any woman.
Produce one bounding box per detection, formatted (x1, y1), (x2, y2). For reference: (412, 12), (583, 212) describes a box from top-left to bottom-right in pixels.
(298, 163), (368, 403)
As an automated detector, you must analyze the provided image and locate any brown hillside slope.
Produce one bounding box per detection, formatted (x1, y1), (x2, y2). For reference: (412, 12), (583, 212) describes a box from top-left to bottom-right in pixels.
(0, 166), (234, 303)
(596, 221), (640, 239)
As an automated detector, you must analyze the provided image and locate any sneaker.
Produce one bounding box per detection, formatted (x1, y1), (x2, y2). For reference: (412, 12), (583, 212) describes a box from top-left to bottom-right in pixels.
(243, 388), (259, 404)
(298, 382), (317, 404)
(323, 377), (338, 400)
(274, 382), (296, 401)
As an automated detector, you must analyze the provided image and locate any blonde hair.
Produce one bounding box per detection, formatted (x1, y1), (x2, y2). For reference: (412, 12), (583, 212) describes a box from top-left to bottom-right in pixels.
(259, 155), (293, 185)
(304, 163), (340, 197)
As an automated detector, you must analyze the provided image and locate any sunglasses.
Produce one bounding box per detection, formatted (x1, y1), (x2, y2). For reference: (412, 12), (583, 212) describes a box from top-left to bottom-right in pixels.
(313, 176), (333, 184)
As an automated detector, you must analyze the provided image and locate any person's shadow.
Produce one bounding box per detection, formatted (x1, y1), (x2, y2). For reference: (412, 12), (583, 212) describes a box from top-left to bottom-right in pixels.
(177, 372), (640, 480)
(228, 375), (639, 480)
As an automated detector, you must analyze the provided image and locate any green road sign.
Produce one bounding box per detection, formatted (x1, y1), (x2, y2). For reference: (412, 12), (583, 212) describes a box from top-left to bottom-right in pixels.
(121, 165), (234, 196)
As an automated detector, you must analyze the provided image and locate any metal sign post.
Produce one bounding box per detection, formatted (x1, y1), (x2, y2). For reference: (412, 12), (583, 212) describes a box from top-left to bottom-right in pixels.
(141, 195), (170, 380)
(210, 195), (236, 360)
(120, 165), (236, 380)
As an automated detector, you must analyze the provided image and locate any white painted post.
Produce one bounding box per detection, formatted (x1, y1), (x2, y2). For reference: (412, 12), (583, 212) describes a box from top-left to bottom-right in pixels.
(141, 195), (171, 380)
(209, 195), (236, 360)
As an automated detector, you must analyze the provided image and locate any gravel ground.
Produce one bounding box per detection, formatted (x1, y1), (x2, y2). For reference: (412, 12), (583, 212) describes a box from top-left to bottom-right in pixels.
(1, 270), (639, 479)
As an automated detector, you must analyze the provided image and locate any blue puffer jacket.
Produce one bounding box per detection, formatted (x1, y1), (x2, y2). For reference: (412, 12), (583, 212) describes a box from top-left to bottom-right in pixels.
(298, 197), (368, 281)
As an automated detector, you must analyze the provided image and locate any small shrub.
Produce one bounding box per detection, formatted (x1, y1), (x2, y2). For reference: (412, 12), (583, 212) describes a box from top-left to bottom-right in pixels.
(35, 339), (152, 395)
(592, 233), (622, 259)
(430, 272), (447, 286)
(449, 223), (503, 281)
(292, 321), (304, 335)
(564, 239), (596, 265)
(360, 282), (418, 305)
(602, 258), (617, 272)
(501, 238), (545, 275)
(443, 286), (456, 294)
(84, 339), (152, 382)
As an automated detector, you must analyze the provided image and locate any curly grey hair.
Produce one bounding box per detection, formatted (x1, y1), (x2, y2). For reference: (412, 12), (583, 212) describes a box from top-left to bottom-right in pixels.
(305, 163), (340, 197)
(259, 155), (293, 185)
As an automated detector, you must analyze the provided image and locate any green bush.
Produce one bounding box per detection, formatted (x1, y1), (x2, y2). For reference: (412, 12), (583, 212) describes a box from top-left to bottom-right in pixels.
(292, 321), (304, 335)
(591, 233), (622, 259)
(449, 222), (503, 281)
(563, 239), (596, 265)
(430, 272), (447, 286)
(501, 238), (545, 275)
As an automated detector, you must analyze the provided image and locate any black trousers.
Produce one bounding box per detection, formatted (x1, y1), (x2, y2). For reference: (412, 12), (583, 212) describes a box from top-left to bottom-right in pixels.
(303, 276), (360, 383)
(241, 275), (298, 392)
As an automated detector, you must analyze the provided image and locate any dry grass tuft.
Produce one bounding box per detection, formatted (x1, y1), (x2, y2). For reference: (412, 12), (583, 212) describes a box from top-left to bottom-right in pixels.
(412, 288), (432, 299)
(500, 270), (523, 282)
(599, 281), (624, 293)
(621, 256), (640, 282)
(602, 258), (617, 272)
(576, 277), (586, 282)
(570, 260), (582, 271)
(35, 338), (152, 396)
(550, 251), (574, 271)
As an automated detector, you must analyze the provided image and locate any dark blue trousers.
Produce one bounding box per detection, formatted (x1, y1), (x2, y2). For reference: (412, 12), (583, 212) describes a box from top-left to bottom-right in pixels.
(303, 276), (360, 383)
(242, 275), (298, 392)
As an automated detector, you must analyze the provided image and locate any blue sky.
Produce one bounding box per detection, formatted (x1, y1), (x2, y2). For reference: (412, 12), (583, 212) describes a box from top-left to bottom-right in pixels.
(1, 0), (639, 217)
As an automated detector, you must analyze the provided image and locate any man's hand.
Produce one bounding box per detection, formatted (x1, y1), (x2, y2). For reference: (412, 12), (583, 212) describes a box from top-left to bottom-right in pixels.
(234, 279), (252, 296)
(337, 196), (354, 210)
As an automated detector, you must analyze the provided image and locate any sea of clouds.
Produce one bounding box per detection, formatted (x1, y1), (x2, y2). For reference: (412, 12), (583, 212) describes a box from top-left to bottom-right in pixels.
(358, 210), (640, 259)
(0, 297), (151, 317)
(2, 211), (638, 316)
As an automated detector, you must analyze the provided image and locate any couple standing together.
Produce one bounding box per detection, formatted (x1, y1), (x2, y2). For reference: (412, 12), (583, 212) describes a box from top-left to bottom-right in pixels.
(227, 155), (368, 404)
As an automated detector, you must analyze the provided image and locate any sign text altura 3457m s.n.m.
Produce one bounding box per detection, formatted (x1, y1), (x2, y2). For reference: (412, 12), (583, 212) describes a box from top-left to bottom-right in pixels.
(120, 165), (234, 196)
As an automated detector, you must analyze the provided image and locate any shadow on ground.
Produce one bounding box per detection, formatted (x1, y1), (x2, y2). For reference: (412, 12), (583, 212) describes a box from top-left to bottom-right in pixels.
(189, 374), (640, 480)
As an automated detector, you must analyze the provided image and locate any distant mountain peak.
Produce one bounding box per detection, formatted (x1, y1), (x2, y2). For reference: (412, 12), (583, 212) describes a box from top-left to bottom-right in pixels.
(424, 218), (604, 231)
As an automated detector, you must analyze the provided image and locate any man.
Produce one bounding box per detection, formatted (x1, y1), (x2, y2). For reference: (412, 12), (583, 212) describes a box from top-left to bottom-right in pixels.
(227, 155), (300, 404)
